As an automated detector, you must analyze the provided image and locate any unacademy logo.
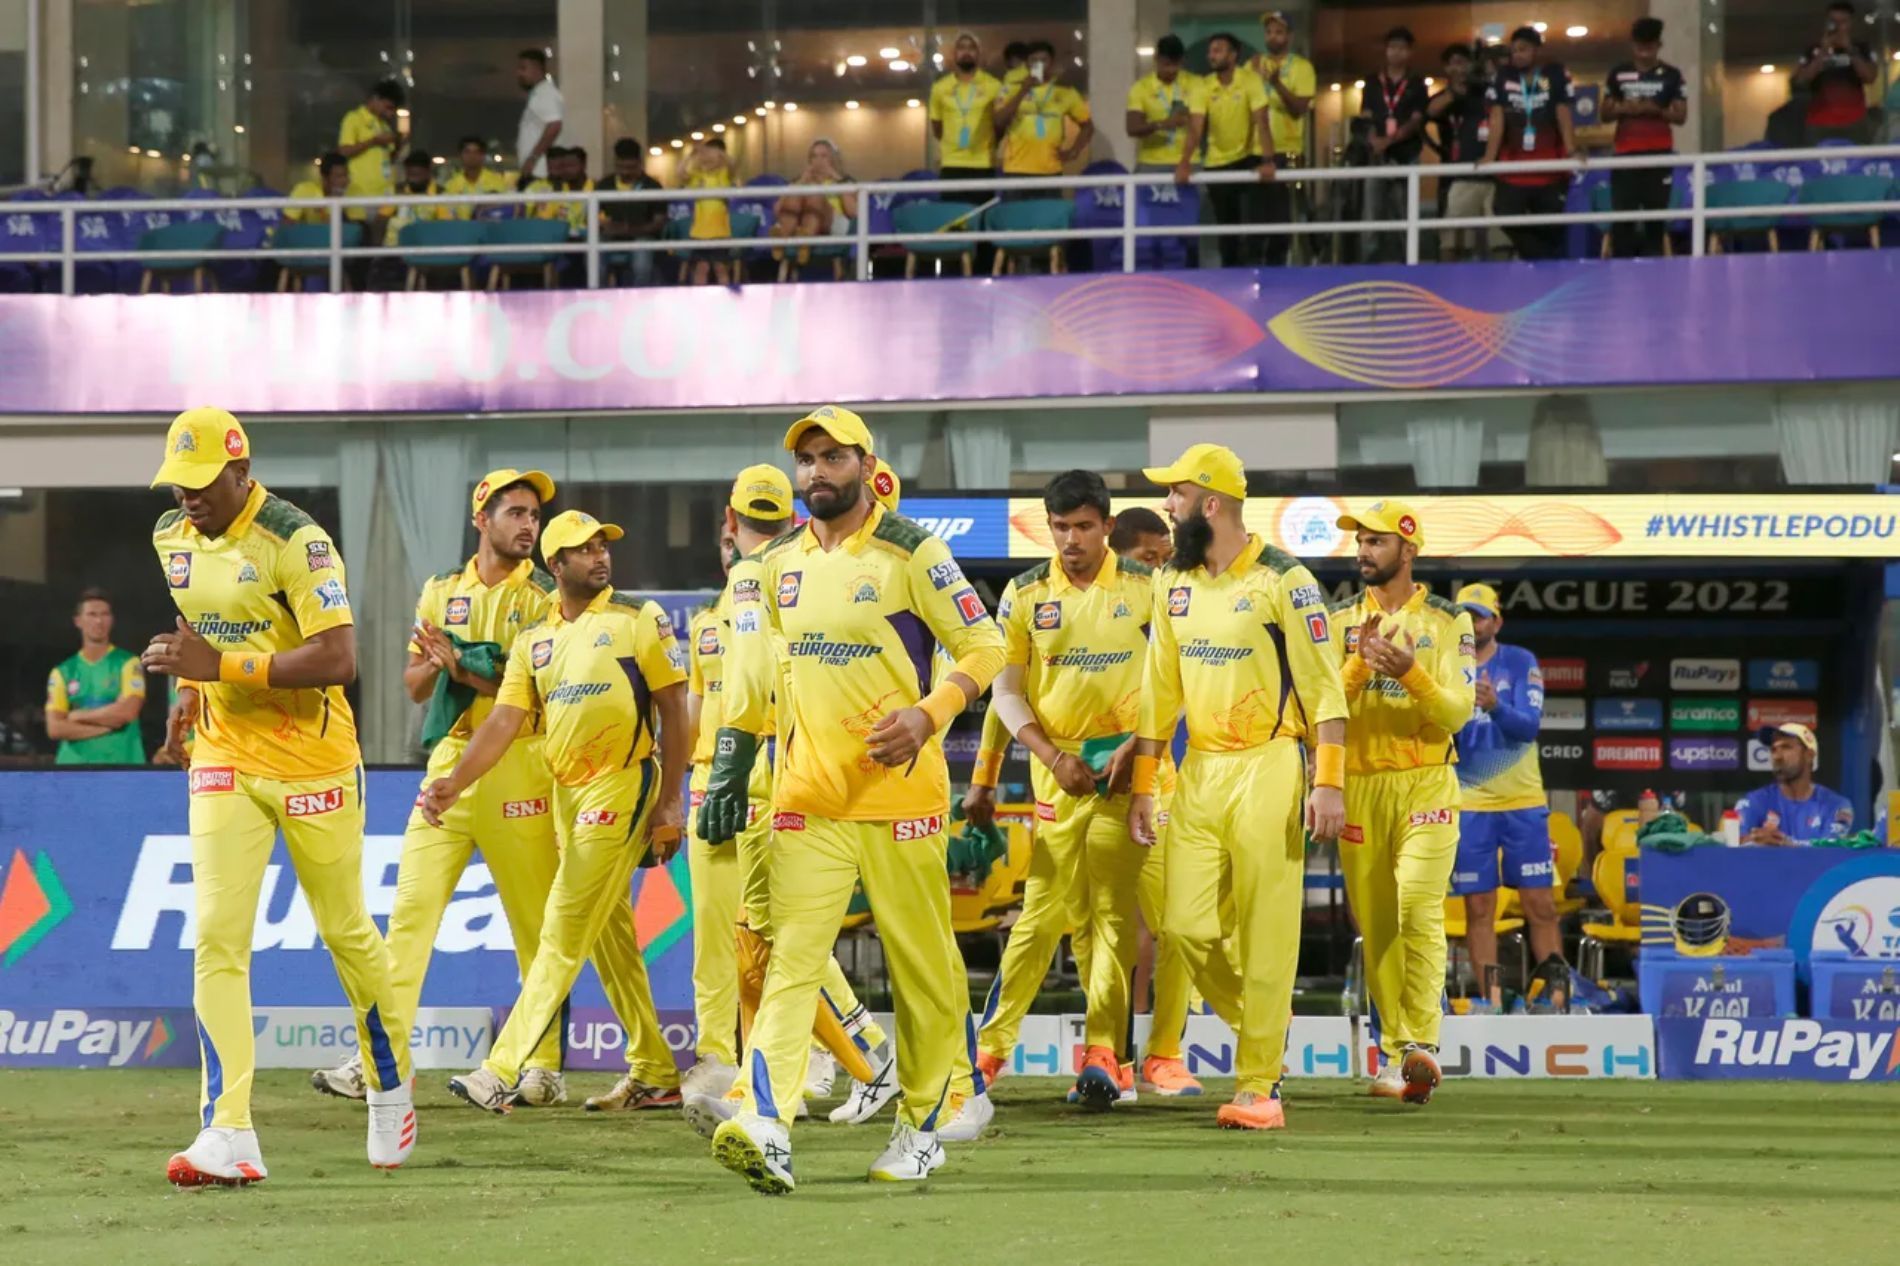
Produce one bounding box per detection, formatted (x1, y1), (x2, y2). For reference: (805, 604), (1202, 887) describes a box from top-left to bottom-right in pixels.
(0, 849), (73, 967)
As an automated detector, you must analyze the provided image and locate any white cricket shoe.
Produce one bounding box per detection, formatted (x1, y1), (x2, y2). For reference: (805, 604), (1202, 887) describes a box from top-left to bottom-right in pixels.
(167, 1127), (268, 1187)
(1368, 1057), (1406, 1100)
(513, 1068), (568, 1108)
(936, 1090), (994, 1143)
(367, 1081), (417, 1169)
(681, 1056), (738, 1101)
(868, 1120), (945, 1183)
(828, 1052), (899, 1124)
(683, 1088), (742, 1140)
(712, 1112), (795, 1195)
(309, 1051), (367, 1101)
(804, 1048), (837, 1098)
(447, 1067), (514, 1115)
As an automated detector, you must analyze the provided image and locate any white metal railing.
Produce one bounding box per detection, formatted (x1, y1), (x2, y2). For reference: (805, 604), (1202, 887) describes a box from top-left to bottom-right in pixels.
(4, 144), (1898, 294)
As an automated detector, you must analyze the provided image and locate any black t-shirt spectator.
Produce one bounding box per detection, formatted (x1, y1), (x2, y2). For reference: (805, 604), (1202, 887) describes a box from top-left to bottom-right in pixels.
(1486, 62), (1574, 186)
(1431, 84), (1491, 175)
(1605, 61), (1684, 154)
(1802, 42), (1873, 126)
(1364, 73), (1432, 165)
(600, 172), (666, 238)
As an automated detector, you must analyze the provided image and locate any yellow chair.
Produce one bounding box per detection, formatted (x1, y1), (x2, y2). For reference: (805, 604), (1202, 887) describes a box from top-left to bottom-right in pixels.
(1444, 893), (1528, 998)
(1600, 808), (1643, 856)
(1579, 848), (1643, 978)
(1549, 811), (1587, 917)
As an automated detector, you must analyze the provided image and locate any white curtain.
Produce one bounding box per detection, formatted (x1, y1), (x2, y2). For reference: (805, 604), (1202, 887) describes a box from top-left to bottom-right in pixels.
(379, 429), (478, 596)
(1405, 414), (1485, 488)
(947, 415), (1013, 489)
(1773, 388), (1900, 485)
(1525, 395), (1607, 487)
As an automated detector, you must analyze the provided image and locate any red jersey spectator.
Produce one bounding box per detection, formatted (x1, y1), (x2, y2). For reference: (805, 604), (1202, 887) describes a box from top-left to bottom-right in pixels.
(1603, 18), (1686, 258)
(1794, 3), (1877, 142)
(1481, 26), (1578, 261)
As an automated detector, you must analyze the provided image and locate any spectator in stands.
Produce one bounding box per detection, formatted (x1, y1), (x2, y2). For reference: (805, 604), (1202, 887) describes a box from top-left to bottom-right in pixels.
(1481, 26), (1578, 262)
(1739, 724), (1854, 845)
(1001, 41), (1030, 91)
(770, 138), (858, 263)
(600, 137), (666, 287)
(1795, 3), (1878, 143)
(1603, 18), (1686, 259)
(1127, 35), (1195, 175)
(684, 137), (735, 285)
(1107, 506), (1171, 569)
(932, 33), (1005, 182)
(286, 151), (354, 224)
(1428, 45), (1502, 261)
(1250, 12), (1316, 266)
(1178, 31), (1270, 267)
(995, 40), (1094, 187)
(387, 149), (446, 245)
(337, 77), (403, 242)
(1360, 27), (1430, 263)
(516, 47), (565, 188)
(551, 145), (595, 239)
(444, 135), (508, 211)
(43, 588), (145, 766)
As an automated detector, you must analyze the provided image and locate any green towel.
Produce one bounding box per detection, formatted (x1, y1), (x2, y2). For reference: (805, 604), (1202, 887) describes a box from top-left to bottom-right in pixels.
(944, 802), (1008, 885)
(1080, 733), (1132, 794)
(1812, 830), (1887, 850)
(419, 635), (506, 753)
(1636, 811), (1720, 853)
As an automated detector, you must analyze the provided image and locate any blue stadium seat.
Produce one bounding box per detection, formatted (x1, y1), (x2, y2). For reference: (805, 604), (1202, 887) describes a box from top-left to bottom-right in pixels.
(1704, 179), (1793, 254)
(1798, 173), (1893, 250)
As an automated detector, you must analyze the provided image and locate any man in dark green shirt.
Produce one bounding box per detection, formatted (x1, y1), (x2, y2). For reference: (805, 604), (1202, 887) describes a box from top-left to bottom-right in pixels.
(44, 588), (147, 764)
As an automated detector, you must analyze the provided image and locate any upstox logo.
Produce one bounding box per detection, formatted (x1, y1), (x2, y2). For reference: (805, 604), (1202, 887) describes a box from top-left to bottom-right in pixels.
(0, 849), (73, 967)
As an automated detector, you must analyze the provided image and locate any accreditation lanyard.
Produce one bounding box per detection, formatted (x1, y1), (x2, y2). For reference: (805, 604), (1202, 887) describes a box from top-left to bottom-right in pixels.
(1029, 83), (1059, 139)
(1517, 71), (1548, 149)
(1379, 75), (1410, 137)
(952, 77), (982, 151)
(1154, 77), (1184, 140)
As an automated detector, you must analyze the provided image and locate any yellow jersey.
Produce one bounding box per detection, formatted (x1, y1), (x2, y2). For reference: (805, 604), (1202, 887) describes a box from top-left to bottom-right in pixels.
(534, 177), (594, 235)
(388, 180), (450, 243)
(443, 167), (511, 216)
(1127, 71), (1198, 166)
(1138, 535), (1346, 753)
(286, 179), (368, 224)
(497, 588), (686, 787)
(1252, 52), (1317, 156)
(724, 505), (1005, 823)
(1191, 68), (1269, 167)
(411, 557), (556, 744)
(338, 105), (393, 197)
(1002, 83), (1091, 175)
(930, 70), (1006, 168)
(686, 166), (733, 240)
(1328, 586), (1477, 775)
(152, 482), (358, 780)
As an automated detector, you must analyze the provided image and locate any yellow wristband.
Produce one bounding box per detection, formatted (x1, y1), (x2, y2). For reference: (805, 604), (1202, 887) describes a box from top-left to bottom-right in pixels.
(917, 680), (968, 734)
(220, 651), (272, 688)
(971, 750), (1004, 789)
(1131, 754), (1159, 797)
(1313, 743), (1345, 790)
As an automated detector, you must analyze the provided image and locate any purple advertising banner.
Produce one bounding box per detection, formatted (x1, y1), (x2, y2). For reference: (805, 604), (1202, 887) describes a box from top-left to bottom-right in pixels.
(1, 252), (1896, 415)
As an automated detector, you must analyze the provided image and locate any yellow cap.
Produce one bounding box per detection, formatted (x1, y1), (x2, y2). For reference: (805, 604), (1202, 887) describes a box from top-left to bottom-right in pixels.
(1338, 498), (1426, 550)
(540, 509), (624, 565)
(150, 407), (251, 490)
(1757, 722), (1819, 760)
(1142, 443), (1248, 501)
(471, 468), (556, 518)
(729, 464), (795, 521)
(1456, 582), (1501, 618)
(870, 464), (902, 512)
(783, 404), (875, 454)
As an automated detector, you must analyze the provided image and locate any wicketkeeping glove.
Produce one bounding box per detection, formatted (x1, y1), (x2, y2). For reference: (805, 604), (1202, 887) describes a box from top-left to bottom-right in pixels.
(697, 726), (761, 844)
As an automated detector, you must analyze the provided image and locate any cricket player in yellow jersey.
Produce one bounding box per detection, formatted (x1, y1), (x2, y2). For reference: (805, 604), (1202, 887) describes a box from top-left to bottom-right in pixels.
(144, 407), (415, 1186)
(695, 406), (1005, 1193)
(309, 470), (569, 1106)
(964, 470), (1206, 1105)
(1127, 444), (1347, 1131)
(432, 510), (690, 1112)
(1327, 501), (1476, 1105)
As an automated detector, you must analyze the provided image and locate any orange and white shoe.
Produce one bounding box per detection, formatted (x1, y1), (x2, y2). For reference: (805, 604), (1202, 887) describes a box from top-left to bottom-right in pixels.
(1073, 1045), (1120, 1113)
(1368, 1056), (1406, 1099)
(1117, 1061), (1138, 1104)
(1141, 1054), (1203, 1098)
(167, 1127), (268, 1187)
(1215, 1091), (1286, 1131)
(1400, 1044), (1441, 1105)
(367, 1080), (417, 1169)
(975, 1049), (1008, 1088)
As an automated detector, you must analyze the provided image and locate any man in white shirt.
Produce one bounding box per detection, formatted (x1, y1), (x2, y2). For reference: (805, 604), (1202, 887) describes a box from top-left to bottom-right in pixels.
(516, 48), (565, 188)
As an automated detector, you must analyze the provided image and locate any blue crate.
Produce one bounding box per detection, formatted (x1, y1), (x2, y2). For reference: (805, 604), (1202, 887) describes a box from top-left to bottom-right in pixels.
(1809, 952), (1900, 1021)
(1639, 948), (1796, 1019)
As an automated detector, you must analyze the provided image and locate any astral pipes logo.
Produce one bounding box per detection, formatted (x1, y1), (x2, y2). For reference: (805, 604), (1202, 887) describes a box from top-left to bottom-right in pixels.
(0, 849), (74, 967)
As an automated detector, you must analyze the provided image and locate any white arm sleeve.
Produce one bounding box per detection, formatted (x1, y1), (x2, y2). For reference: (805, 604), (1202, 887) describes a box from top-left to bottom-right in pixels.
(991, 662), (1038, 738)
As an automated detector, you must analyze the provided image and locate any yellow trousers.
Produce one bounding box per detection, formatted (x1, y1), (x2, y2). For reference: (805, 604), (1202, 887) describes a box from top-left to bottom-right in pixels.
(484, 760), (665, 1082)
(687, 767), (741, 1065)
(738, 814), (960, 1129)
(1166, 743), (1304, 1098)
(188, 764), (411, 1128)
(1343, 765), (1460, 1057)
(388, 736), (561, 1071)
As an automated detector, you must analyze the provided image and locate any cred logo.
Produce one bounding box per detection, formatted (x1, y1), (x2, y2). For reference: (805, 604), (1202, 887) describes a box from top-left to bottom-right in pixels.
(502, 798), (548, 818)
(893, 814), (947, 841)
(189, 767), (235, 795)
(1409, 808), (1455, 826)
(284, 788), (345, 817)
(773, 812), (807, 832)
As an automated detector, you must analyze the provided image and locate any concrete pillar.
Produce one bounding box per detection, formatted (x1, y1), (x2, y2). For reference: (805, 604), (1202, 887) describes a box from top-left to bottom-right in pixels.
(37, 0), (71, 181)
(557, 0), (604, 168)
(1089, 0), (1137, 166)
(1647, 0), (1723, 152)
(603, 0), (647, 150)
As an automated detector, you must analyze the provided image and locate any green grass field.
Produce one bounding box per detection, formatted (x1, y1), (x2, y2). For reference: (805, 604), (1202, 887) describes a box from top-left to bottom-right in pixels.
(2, 1071), (1894, 1264)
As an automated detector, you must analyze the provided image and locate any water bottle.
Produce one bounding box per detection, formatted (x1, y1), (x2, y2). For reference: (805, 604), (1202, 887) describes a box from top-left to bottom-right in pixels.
(1721, 809), (1741, 846)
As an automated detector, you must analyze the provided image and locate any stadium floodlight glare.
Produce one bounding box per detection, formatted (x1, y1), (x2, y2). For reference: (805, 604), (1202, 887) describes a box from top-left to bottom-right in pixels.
(846, 54), (867, 67)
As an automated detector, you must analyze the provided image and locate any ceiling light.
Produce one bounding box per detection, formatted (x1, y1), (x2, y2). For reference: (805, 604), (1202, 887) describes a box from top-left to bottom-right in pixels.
(713, 123), (726, 133)
(233, 124), (246, 134)
(145, 148), (160, 157)
(907, 98), (922, 108)
(1565, 25), (1588, 38)
(845, 100), (859, 109)
(889, 59), (911, 71)
(1353, 78), (1366, 89)
(783, 102), (798, 111)
(1759, 64), (1775, 74)
(756, 106), (768, 115)
(846, 54), (867, 67)
(878, 47), (900, 59)
(1531, 22), (1548, 33)
(691, 130), (705, 140)
(671, 139), (683, 148)
(128, 145), (140, 154)
(735, 114), (748, 123)
(1329, 82), (1341, 91)
(763, 100), (776, 109)
(649, 146), (662, 156)
(835, 62), (847, 77)
(1137, 46), (1155, 56)
(1424, 76), (1434, 86)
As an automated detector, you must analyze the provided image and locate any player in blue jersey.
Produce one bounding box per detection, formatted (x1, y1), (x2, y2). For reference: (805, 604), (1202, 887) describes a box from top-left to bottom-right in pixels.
(1450, 584), (1562, 1008)
(1738, 723), (1854, 845)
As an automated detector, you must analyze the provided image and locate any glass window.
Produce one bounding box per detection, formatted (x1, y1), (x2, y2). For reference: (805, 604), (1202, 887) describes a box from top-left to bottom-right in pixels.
(0, 0), (25, 185)
(1723, 0), (1896, 147)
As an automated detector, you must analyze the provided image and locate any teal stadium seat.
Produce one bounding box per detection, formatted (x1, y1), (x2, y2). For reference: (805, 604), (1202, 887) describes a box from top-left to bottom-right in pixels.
(137, 220), (223, 294)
